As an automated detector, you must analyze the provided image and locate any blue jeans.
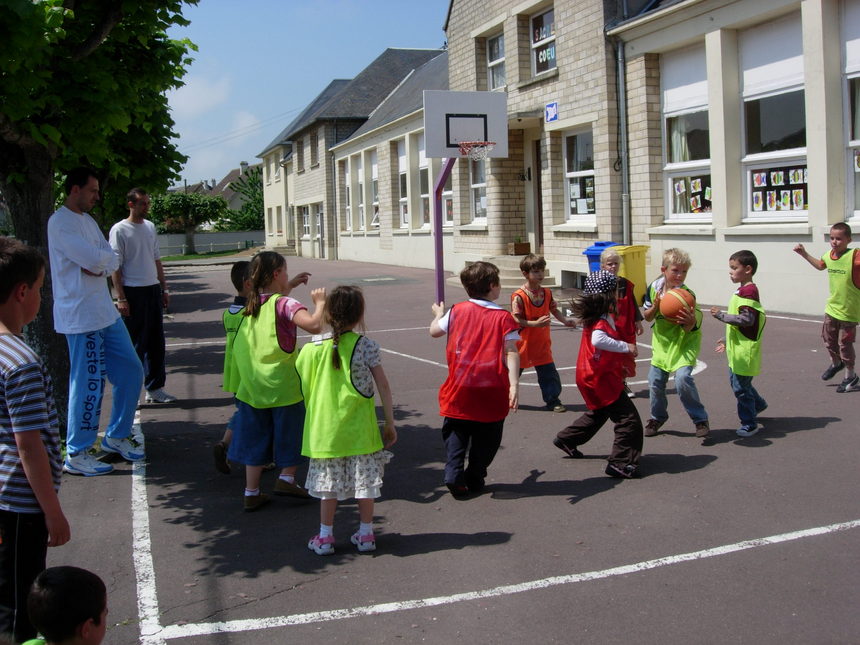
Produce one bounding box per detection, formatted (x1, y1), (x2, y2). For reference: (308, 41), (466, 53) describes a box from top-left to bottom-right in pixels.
(66, 318), (144, 455)
(523, 362), (562, 407)
(648, 364), (708, 425)
(729, 370), (767, 428)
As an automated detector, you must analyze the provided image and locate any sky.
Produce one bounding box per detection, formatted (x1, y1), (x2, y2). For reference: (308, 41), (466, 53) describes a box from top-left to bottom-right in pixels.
(166, 0), (450, 187)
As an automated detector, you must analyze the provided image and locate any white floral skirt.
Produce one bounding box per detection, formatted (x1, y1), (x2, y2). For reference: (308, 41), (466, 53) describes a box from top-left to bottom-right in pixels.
(305, 450), (393, 500)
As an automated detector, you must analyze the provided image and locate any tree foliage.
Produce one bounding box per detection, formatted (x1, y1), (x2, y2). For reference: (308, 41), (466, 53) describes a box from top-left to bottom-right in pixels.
(0, 0), (198, 425)
(149, 192), (227, 254)
(216, 166), (264, 231)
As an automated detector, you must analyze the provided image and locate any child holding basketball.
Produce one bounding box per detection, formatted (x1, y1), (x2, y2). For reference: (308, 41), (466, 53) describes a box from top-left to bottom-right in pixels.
(600, 247), (644, 395)
(297, 286), (396, 555)
(710, 250), (768, 437)
(553, 271), (643, 478)
(793, 223), (860, 393)
(642, 248), (710, 439)
(229, 251), (326, 511)
(430, 261), (520, 498)
(510, 254), (575, 413)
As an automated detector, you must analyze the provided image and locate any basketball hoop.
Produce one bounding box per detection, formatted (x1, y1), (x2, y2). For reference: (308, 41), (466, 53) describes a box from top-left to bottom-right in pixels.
(458, 140), (496, 161)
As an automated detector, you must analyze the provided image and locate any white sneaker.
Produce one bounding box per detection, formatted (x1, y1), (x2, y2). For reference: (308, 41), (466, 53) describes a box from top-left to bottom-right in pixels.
(64, 452), (114, 476)
(101, 436), (145, 461)
(145, 389), (177, 403)
(131, 423), (145, 446)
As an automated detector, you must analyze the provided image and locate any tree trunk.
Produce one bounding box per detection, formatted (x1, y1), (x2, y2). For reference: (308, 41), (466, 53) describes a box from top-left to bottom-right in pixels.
(2, 148), (70, 435)
(184, 225), (196, 254)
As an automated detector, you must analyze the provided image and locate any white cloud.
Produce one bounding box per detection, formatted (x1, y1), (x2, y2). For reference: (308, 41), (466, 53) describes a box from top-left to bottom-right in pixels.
(168, 74), (231, 121)
(223, 110), (262, 149)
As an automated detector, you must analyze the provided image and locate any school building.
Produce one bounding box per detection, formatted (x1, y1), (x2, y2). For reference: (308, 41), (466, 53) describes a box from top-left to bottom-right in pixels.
(259, 0), (860, 316)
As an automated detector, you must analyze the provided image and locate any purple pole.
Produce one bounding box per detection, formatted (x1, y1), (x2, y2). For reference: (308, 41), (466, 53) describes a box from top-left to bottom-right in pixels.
(433, 157), (457, 304)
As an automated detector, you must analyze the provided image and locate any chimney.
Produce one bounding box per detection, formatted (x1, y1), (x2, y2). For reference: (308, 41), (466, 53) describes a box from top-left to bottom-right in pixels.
(210, 179), (216, 191)
(240, 161), (249, 175)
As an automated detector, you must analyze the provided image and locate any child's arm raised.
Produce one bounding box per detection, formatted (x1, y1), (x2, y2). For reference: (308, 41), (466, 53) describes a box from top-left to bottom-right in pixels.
(430, 302), (446, 337)
(370, 364), (397, 448)
(505, 339), (520, 411)
(17, 431), (70, 547)
(793, 243), (826, 270)
(292, 287), (327, 334)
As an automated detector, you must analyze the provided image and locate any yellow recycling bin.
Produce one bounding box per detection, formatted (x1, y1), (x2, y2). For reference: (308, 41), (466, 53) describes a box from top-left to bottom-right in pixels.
(614, 245), (649, 305)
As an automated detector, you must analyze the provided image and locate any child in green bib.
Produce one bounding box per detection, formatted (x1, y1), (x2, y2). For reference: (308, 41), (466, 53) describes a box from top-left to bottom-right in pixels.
(710, 250), (768, 437)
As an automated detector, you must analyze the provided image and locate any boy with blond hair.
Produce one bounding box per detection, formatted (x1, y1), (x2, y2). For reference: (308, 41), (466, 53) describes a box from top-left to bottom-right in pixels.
(511, 254), (575, 412)
(642, 248), (710, 439)
(430, 262), (520, 498)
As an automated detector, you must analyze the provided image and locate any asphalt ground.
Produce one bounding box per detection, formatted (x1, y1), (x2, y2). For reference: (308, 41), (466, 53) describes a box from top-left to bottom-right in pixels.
(53, 257), (860, 644)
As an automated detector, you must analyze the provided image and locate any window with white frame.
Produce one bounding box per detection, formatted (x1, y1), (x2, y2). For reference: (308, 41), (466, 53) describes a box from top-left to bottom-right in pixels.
(844, 0), (860, 218)
(342, 159), (351, 231)
(487, 33), (505, 90)
(740, 13), (807, 221)
(296, 138), (304, 172)
(300, 206), (310, 237)
(356, 154), (365, 231)
(564, 130), (595, 221)
(661, 44), (711, 220)
(265, 157), (272, 184)
(531, 8), (556, 76)
(470, 158), (487, 223)
(276, 205), (282, 234)
(443, 172), (453, 226)
(370, 150), (379, 228)
(397, 140), (408, 228)
(418, 134), (429, 226)
(266, 207), (273, 234)
(315, 204), (324, 240)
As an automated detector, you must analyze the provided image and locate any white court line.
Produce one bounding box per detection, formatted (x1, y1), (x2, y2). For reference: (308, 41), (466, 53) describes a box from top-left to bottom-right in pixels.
(132, 461), (165, 645)
(149, 518), (860, 640)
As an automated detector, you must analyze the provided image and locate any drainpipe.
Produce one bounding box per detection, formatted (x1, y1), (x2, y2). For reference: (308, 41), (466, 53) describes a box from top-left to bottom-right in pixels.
(616, 38), (631, 246)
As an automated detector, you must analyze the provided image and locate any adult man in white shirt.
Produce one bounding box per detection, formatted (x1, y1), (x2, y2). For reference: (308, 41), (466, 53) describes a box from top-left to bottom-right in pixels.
(48, 168), (145, 476)
(109, 188), (176, 404)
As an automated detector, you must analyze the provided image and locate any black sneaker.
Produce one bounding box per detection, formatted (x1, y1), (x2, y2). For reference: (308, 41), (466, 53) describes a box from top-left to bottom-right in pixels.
(553, 437), (583, 458)
(836, 375), (859, 393)
(605, 463), (638, 479)
(821, 362), (845, 381)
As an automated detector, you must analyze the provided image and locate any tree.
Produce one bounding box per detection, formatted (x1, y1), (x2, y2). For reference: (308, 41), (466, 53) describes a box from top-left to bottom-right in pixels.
(216, 165), (264, 231)
(0, 0), (197, 426)
(149, 192), (227, 254)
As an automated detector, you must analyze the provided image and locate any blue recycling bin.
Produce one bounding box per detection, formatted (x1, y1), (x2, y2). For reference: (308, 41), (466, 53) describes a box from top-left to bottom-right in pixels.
(582, 241), (619, 273)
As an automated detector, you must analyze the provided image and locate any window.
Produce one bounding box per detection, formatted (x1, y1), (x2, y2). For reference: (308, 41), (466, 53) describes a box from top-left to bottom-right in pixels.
(315, 204), (324, 240)
(397, 140), (408, 228)
(487, 33), (505, 90)
(296, 138), (304, 171)
(470, 158), (487, 222)
(418, 135), (429, 227)
(265, 158), (272, 184)
(310, 129), (319, 167)
(442, 172), (453, 226)
(356, 155), (365, 231)
(850, 76), (860, 215)
(564, 131), (595, 220)
(370, 150), (379, 228)
(740, 13), (806, 221)
(276, 205), (282, 234)
(342, 159), (351, 231)
(661, 44), (711, 221)
(531, 9), (556, 76)
(300, 206), (310, 237)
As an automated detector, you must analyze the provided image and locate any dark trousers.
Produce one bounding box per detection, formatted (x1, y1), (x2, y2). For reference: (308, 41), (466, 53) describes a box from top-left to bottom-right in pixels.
(441, 417), (504, 486)
(521, 362), (562, 407)
(0, 510), (48, 643)
(556, 391), (643, 467)
(123, 284), (166, 391)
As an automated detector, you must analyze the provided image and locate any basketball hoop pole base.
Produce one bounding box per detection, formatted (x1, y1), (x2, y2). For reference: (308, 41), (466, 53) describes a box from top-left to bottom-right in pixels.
(432, 156), (457, 305)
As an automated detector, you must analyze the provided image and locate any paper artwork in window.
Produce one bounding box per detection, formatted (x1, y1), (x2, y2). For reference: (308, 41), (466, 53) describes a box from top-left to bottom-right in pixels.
(771, 171), (784, 186)
(690, 195), (702, 211)
(766, 191), (776, 210)
(674, 180), (686, 195)
(855, 150), (860, 173)
(753, 172), (767, 187)
(753, 192), (764, 211)
(779, 191), (791, 210)
(704, 186), (712, 201)
(792, 189), (804, 210)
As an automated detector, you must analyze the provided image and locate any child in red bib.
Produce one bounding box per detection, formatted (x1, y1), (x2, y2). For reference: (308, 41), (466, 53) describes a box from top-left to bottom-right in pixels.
(553, 270), (644, 479)
(430, 262), (520, 498)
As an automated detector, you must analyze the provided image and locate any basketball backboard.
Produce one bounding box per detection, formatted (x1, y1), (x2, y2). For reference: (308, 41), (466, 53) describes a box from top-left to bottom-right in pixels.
(423, 90), (508, 159)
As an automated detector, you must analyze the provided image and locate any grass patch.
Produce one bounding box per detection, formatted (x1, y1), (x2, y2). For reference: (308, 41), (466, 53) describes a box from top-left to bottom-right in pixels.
(159, 249), (243, 262)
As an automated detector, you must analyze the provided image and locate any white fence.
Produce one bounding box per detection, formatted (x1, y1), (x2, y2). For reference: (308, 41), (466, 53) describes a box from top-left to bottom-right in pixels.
(157, 230), (264, 257)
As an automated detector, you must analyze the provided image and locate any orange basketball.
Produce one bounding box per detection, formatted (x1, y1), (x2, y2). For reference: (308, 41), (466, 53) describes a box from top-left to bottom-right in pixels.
(659, 288), (696, 320)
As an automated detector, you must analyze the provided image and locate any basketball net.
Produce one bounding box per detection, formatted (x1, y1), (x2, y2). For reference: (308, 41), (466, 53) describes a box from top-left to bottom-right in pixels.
(458, 140), (496, 161)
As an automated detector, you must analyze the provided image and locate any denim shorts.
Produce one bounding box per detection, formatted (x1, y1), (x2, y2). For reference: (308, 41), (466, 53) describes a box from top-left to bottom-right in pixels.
(227, 400), (307, 468)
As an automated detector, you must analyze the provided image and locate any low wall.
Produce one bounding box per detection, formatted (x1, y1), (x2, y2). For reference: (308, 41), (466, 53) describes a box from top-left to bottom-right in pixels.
(157, 230), (264, 257)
